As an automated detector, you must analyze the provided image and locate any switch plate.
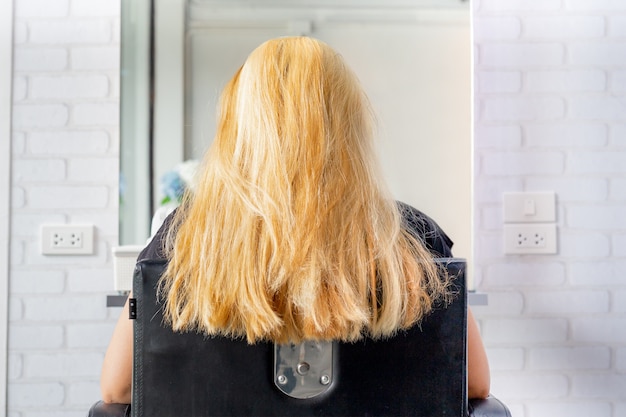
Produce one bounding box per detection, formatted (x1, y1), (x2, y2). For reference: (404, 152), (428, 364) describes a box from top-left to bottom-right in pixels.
(504, 223), (557, 255)
(41, 224), (95, 255)
(504, 192), (556, 223)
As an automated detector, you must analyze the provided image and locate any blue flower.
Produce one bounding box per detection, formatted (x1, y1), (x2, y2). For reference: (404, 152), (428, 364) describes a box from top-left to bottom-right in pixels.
(159, 160), (199, 206)
(160, 170), (185, 205)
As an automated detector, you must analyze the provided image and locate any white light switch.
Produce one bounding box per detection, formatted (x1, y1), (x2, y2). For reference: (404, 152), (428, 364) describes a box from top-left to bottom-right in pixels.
(523, 199), (536, 216)
(503, 192), (556, 223)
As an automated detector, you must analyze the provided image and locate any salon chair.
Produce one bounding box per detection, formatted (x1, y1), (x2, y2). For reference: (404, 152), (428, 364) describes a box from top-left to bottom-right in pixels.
(89, 258), (510, 417)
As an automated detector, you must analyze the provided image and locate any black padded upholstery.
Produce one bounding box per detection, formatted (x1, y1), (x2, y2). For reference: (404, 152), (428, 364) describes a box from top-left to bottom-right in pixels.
(468, 396), (512, 417)
(88, 401), (130, 417)
(131, 258), (467, 417)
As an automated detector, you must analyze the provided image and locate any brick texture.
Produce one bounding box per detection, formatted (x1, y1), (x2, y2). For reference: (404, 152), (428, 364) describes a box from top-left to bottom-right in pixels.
(9, 1), (121, 415)
(475, 1), (626, 415)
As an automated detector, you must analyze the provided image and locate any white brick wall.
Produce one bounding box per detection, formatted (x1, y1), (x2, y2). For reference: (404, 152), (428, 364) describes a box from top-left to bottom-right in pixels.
(7, 0), (626, 415)
(14, 48), (68, 71)
(15, 0), (69, 18)
(474, 1), (626, 416)
(9, 0), (120, 415)
(29, 21), (112, 44)
(13, 104), (69, 128)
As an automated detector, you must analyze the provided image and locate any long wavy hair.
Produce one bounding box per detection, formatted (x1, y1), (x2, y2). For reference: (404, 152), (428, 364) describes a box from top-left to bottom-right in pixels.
(160, 36), (449, 344)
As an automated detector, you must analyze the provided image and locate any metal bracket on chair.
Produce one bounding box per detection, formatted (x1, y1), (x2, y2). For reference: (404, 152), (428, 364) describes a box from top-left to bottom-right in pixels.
(274, 340), (334, 399)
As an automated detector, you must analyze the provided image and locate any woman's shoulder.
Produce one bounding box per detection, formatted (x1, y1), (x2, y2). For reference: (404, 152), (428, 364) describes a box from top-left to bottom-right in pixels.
(397, 201), (454, 258)
(137, 209), (178, 262)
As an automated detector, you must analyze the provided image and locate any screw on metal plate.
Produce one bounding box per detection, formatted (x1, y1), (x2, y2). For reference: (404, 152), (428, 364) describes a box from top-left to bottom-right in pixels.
(296, 362), (310, 375)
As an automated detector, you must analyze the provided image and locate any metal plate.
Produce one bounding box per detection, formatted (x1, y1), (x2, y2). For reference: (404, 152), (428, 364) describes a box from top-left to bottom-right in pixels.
(274, 341), (334, 399)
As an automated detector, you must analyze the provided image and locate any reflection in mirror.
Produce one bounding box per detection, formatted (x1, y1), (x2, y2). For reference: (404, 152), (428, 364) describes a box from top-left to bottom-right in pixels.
(120, 0), (471, 281)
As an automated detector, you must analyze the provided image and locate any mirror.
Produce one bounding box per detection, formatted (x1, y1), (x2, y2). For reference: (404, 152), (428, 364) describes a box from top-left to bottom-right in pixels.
(120, 0), (471, 274)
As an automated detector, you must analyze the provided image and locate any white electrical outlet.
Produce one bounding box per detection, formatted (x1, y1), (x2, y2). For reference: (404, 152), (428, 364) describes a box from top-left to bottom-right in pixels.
(41, 224), (95, 255)
(504, 223), (557, 255)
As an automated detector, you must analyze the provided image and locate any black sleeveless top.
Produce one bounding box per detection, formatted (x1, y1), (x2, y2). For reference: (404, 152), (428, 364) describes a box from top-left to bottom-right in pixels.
(139, 201), (453, 262)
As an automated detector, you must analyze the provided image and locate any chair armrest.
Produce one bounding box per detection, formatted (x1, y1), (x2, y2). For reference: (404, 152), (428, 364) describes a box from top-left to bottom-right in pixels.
(87, 400), (131, 417)
(87, 397), (509, 417)
(469, 395), (512, 417)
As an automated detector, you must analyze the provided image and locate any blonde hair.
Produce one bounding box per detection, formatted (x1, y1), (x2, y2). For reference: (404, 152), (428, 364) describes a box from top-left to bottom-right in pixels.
(160, 37), (449, 344)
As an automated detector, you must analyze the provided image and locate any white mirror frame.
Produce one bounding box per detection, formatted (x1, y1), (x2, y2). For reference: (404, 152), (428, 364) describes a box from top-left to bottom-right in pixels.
(0, 0), (13, 412)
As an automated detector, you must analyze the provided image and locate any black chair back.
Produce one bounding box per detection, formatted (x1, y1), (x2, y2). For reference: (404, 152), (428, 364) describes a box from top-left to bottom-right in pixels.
(131, 258), (467, 417)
